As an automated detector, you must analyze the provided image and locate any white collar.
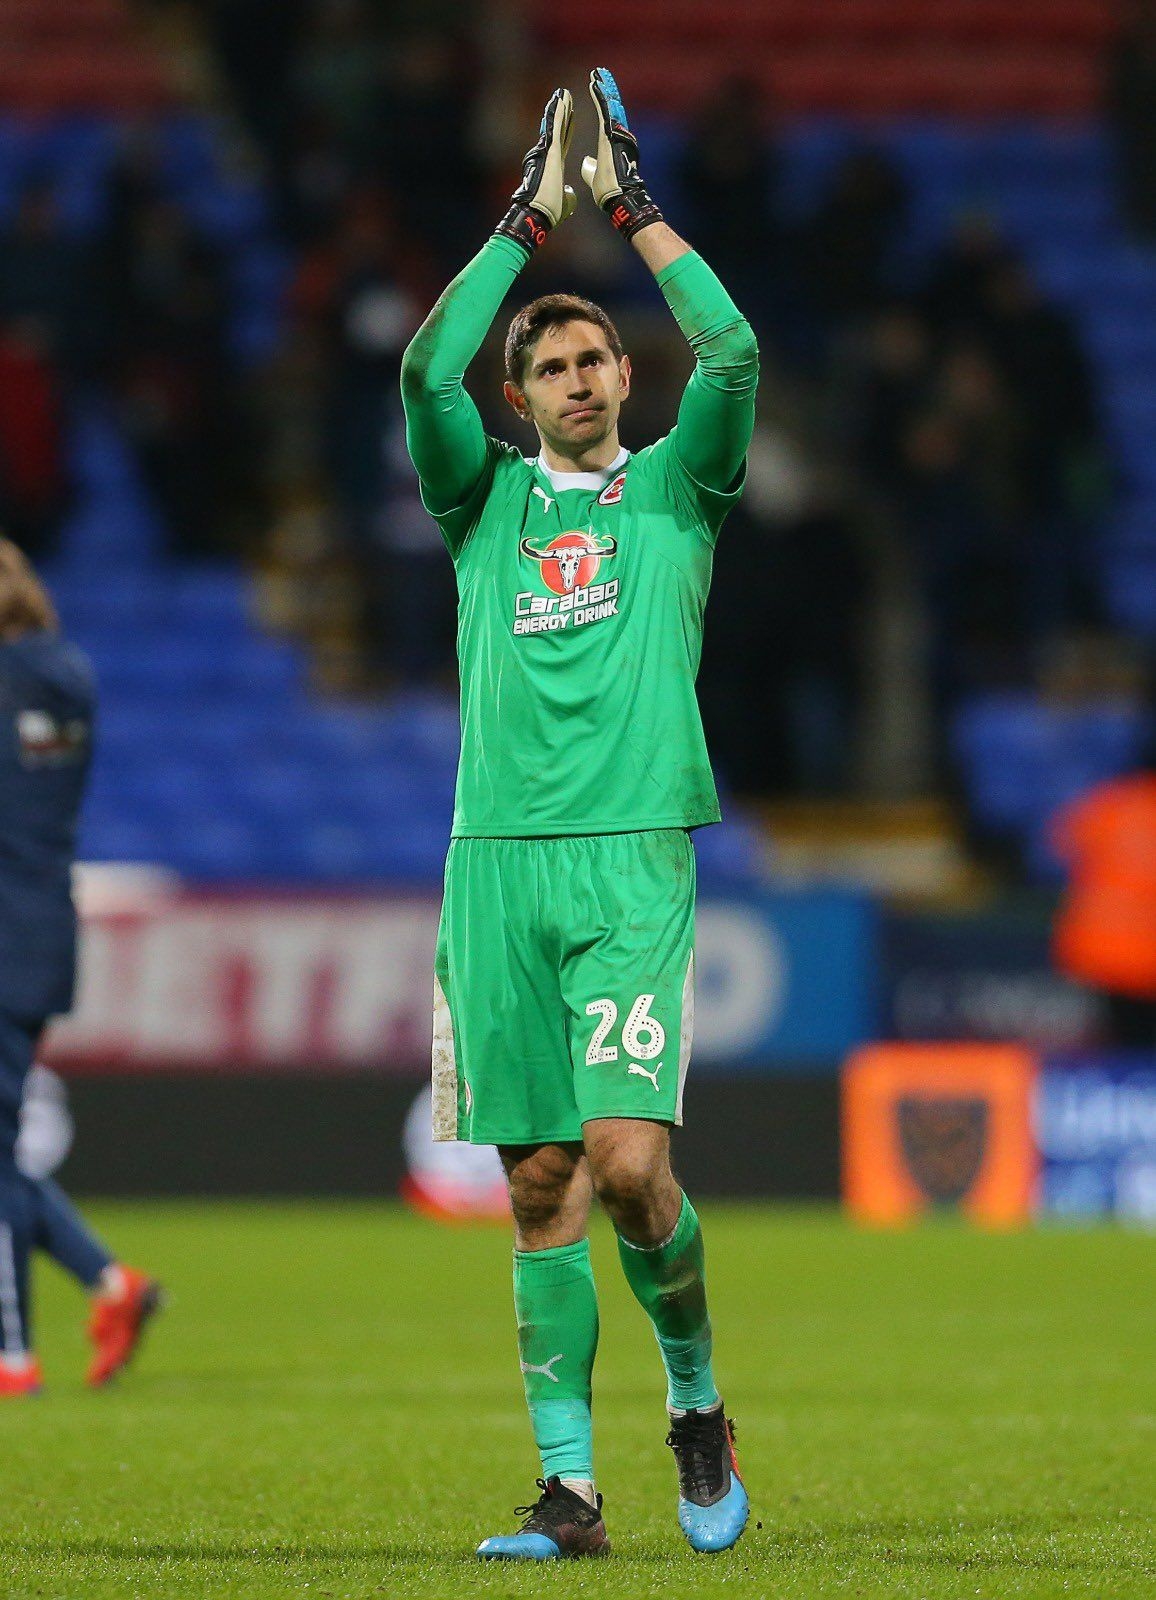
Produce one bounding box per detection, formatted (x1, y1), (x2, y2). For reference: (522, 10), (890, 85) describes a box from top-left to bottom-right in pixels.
(531, 447), (629, 493)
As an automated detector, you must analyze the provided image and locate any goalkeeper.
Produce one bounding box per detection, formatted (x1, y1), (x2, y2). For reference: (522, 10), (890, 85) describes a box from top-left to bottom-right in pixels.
(401, 69), (758, 1561)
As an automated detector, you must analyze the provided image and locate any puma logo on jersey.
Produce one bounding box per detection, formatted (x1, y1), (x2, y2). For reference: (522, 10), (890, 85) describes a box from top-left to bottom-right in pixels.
(627, 1062), (662, 1091)
(520, 1353), (564, 1382)
(531, 486), (555, 514)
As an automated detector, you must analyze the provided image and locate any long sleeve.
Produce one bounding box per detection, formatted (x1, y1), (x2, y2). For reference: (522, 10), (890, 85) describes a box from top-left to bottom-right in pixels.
(656, 251), (759, 494)
(400, 235), (526, 520)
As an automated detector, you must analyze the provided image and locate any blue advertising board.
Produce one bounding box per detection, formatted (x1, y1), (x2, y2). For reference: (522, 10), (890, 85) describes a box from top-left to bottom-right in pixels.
(1037, 1057), (1156, 1223)
(881, 907), (1103, 1049)
(694, 890), (878, 1072)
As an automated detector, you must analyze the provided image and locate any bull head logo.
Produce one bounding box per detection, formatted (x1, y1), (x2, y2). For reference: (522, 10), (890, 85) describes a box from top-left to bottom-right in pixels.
(519, 530), (618, 596)
(897, 1095), (989, 1206)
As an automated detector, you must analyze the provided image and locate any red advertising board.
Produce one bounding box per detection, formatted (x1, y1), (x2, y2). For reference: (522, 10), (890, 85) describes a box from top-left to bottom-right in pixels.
(45, 885), (440, 1073)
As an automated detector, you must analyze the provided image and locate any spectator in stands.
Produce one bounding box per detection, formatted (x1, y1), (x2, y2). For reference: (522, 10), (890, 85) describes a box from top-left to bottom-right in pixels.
(283, 108), (359, 247)
(855, 220), (1110, 752)
(291, 0), (382, 174)
(0, 322), (71, 559)
(920, 213), (1009, 340)
(851, 310), (1032, 716)
(104, 195), (247, 555)
(313, 191), (419, 541)
(677, 77), (802, 360)
(799, 147), (908, 327)
(896, 393), (1023, 718)
(98, 126), (168, 289)
(206, 0), (309, 178)
(845, 301), (934, 500)
(290, 185), (444, 673)
(936, 339), (1027, 535)
(370, 445), (456, 686)
(1107, 0), (1156, 240)
(1051, 740), (1156, 1048)
(0, 183), (91, 373)
(373, 27), (482, 276)
(699, 429), (867, 795)
(981, 253), (1110, 636)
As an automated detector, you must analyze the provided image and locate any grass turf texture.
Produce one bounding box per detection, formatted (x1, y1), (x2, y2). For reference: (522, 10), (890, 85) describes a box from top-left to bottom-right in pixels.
(0, 1202), (1153, 1599)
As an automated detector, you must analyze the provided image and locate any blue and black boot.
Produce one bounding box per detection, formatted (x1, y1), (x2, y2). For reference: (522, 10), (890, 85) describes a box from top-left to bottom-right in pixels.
(666, 1403), (749, 1552)
(477, 1477), (610, 1561)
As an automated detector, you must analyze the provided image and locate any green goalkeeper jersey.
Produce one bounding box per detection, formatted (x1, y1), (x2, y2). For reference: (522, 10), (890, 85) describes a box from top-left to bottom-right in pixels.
(401, 237), (758, 839)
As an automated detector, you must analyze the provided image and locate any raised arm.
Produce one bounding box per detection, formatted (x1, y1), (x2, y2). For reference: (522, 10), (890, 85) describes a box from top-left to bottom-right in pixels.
(581, 69), (758, 493)
(400, 239), (524, 515)
(400, 89), (577, 520)
(639, 230), (758, 493)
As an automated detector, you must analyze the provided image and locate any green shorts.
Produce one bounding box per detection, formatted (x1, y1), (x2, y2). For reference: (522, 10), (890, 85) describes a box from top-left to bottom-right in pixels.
(432, 829), (696, 1145)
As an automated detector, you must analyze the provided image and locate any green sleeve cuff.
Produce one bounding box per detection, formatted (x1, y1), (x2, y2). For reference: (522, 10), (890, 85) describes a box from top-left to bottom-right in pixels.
(486, 233), (533, 272)
(654, 248), (702, 290)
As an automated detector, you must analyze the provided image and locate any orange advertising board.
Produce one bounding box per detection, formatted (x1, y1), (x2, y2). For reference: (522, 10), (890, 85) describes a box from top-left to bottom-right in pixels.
(842, 1043), (1039, 1226)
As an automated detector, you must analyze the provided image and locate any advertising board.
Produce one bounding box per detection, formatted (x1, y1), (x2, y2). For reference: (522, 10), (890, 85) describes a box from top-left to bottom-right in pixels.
(842, 1045), (1156, 1226)
(1037, 1058), (1156, 1223)
(882, 908), (1103, 1049)
(47, 887), (878, 1073)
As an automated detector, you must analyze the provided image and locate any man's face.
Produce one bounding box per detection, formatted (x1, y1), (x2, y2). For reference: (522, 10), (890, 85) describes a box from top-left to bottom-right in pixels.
(504, 320), (630, 455)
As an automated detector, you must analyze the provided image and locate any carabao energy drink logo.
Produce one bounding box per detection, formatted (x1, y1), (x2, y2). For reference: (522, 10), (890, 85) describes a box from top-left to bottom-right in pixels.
(513, 530), (620, 635)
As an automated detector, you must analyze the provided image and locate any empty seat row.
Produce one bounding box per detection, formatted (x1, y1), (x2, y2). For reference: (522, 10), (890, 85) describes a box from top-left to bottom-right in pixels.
(614, 49), (1100, 118)
(0, 54), (173, 113)
(542, 0), (1113, 47)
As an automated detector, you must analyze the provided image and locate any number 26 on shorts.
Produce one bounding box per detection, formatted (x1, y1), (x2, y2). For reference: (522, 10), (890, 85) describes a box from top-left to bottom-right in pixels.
(585, 994), (666, 1065)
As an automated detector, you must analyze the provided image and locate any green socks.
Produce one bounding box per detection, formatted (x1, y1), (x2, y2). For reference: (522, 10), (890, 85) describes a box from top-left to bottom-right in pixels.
(616, 1191), (719, 1413)
(513, 1239), (599, 1482)
(512, 1198), (716, 1479)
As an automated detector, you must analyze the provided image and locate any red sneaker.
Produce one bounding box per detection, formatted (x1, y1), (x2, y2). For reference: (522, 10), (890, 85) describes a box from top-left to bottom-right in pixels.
(0, 1356), (42, 1396)
(86, 1267), (163, 1387)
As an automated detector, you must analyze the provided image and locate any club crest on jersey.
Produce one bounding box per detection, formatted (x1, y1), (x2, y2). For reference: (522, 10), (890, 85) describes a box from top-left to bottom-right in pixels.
(16, 709), (88, 769)
(598, 470), (627, 506)
(519, 529), (618, 596)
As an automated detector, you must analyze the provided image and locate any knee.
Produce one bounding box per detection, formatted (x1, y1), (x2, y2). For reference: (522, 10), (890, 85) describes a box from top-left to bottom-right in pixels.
(503, 1145), (578, 1233)
(591, 1148), (667, 1227)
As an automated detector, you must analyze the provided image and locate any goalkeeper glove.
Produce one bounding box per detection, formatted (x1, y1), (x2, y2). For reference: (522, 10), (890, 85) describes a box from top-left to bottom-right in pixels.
(495, 88), (577, 255)
(581, 67), (664, 239)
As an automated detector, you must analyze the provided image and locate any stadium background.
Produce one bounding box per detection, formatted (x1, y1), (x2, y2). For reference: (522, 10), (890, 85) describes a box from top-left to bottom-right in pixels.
(3, 0), (1155, 1213)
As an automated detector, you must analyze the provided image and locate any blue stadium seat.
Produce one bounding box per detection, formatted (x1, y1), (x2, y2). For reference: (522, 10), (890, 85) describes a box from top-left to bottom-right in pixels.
(774, 121), (859, 222)
(164, 817), (269, 881)
(1083, 313), (1156, 371)
(157, 114), (219, 188)
(168, 565), (251, 626)
(78, 813), (175, 866)
(967, 125), (1109, 187)
(1104, 498), (1156, 550)
(694, 817), (765, 887)
(1104, 550), (1156, 637)
(953, 693), (1148, 878)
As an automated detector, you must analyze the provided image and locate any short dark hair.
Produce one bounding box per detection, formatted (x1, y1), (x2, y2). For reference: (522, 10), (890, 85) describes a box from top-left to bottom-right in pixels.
(504, 294), (624, 387)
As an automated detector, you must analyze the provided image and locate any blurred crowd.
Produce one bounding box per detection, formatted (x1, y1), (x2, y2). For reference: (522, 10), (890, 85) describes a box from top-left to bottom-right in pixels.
(0, 0), (1142, 807)
(0, 142), (258, 562)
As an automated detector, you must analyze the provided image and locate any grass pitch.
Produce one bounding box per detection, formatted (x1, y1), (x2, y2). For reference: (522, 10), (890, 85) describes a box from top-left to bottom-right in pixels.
(1, 1201), (1153, 1599)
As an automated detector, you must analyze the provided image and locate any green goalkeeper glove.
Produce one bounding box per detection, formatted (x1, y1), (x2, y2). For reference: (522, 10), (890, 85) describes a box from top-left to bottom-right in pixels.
(494, 88), (577, 255)
(580, 67), (664, 239)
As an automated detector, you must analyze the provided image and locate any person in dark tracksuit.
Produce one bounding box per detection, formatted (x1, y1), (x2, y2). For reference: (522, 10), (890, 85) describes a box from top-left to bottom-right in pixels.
(0, 539), (160, 1394)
